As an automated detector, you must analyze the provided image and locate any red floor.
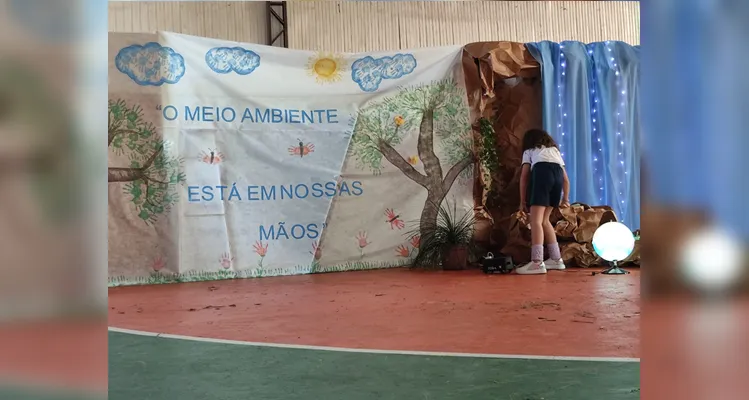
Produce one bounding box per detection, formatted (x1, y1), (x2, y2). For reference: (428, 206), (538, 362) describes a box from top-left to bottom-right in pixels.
(0, 320), (107, 392)
(109, 267), (640, 358)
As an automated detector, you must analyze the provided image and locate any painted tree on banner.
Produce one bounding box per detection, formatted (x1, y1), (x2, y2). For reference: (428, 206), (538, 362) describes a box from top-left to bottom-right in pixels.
(349, 79), (474, 237)
(108, 99), (185, 224)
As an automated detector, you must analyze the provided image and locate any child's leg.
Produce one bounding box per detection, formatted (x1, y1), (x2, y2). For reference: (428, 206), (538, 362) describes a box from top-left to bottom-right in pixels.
(542, 207), (556, 244)
(542, 207), (562, 261)
(529, 205), (546, 261)
(516, 164), (550, 274)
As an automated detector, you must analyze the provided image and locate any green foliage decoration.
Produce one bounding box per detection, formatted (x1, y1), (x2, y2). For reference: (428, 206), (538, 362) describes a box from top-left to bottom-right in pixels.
(108, 99), (185, 224)
(478, 117), (500, 174)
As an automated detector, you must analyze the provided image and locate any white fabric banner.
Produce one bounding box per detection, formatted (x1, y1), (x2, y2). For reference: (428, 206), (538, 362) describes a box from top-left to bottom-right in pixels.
(108, 32), (474, 285)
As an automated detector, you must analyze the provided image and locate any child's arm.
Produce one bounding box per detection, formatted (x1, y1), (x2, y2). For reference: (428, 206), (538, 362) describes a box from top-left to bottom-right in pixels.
(519, 163), (530, 211)
(561, 166), (570, 206)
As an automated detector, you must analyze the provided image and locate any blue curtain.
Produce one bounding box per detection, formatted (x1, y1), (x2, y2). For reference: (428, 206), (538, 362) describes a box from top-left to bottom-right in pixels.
(526, 41), (641, 230)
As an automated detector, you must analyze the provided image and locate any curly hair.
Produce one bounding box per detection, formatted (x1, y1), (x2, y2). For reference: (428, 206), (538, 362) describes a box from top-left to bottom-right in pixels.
(521, 129), (558, 152)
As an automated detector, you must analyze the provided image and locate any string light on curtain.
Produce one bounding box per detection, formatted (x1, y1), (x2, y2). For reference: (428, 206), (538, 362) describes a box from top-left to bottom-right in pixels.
(606, 40), (627, 210)
(557, 44), (566, 158)
(526, 40), (638, 229)
(588, 46), (605, 203)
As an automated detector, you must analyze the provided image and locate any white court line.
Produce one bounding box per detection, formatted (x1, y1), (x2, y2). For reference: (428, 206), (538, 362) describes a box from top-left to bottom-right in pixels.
(109, 326), (640, 363)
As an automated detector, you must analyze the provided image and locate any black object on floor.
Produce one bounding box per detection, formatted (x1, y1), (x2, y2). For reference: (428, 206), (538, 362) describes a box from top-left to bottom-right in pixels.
(481, 252), (514, 274)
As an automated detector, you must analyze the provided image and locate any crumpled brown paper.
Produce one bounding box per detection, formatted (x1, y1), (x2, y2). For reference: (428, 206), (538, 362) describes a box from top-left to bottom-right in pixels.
(560, 242), (600, 267)
(556, 203), (621, 267)
(499, 204), (639, 268)
(550, 204), (617, 239)
(462, 42), (540, 122)
(558, 204), (638, 267)
(575, 207), (618, 243)
(550, 203), (585, 240)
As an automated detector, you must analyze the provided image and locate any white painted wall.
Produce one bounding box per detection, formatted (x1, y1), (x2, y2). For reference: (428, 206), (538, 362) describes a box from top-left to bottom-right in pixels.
(288, 1), (639, 52)
(108, 1), (640, 50)
(108, 1), (268, 43)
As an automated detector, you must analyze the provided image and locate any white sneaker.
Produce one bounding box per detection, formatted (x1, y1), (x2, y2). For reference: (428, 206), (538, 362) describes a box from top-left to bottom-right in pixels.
(544, 258), (566, 270)
(515, 261), (547, 275)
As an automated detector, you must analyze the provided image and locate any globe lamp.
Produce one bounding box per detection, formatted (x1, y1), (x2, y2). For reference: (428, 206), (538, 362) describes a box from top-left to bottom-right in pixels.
(592, 221), (635, 275)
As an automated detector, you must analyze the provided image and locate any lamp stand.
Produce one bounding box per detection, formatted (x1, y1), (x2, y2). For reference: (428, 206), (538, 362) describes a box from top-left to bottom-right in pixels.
(600, 260), (629, 275)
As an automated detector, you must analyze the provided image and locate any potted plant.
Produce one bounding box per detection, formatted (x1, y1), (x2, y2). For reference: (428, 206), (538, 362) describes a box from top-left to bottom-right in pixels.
(409, 201), (475, 270)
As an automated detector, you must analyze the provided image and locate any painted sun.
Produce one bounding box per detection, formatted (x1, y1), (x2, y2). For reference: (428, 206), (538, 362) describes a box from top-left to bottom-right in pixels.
(307, 52), (347, 84)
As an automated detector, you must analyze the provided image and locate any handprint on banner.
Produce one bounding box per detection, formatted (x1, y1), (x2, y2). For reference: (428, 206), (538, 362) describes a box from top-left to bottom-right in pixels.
(351, 53), (417, 92)
(288, 140), (315, 158)
(199, 149), (224, 165)
(219, 253), (234, 270)
(151, 256), (166, 272)
(253, 241), (268, 268)
(409, 235), (420, 250)
(395, 244), (410, 258)
(310, 241), (322, 261)
(115, 42), (185, 86)
(384, 208), (405, 230)
(108, 99), (186, 224)
(355, 231), (371, 258)
(205, 47), (261, 75)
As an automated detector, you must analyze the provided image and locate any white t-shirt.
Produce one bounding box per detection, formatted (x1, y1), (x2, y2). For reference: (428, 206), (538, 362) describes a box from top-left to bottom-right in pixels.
(521, 146), (565, 168)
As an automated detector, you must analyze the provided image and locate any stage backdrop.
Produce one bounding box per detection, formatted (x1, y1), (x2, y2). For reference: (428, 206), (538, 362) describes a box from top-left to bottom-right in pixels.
(108, 32), (474, 286)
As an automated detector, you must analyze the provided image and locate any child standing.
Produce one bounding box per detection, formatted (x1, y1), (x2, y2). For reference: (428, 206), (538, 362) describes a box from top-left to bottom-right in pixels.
(516, 129), (570, 275)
